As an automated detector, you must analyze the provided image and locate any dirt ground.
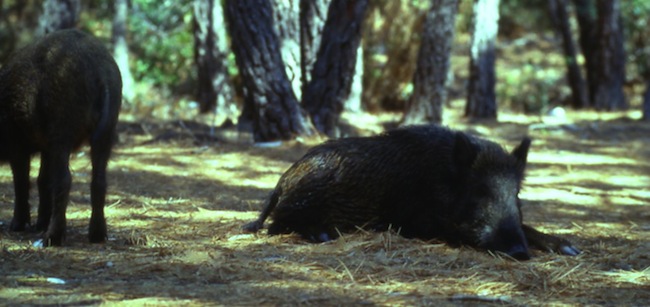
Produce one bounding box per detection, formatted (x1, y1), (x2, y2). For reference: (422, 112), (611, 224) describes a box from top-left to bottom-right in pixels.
(1, 105), (649, 306)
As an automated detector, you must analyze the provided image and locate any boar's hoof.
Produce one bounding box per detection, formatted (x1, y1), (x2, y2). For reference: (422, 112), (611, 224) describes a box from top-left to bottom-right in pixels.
(318, 232), (332, 242)
(506, 245), (531, 261)
(242, 220), (263, 233)
(559, 244), (581, 256)
(305, 232), (333, 242)
(33, 218), (50, 232)
(40, 235), (63, 247)
(9, 218), (29, 232)
(89, 223), (108, 243)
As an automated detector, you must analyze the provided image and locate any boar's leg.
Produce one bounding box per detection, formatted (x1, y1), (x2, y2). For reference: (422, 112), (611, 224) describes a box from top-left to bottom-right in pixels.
(39, 150), (72, 247)
(522, 224), (581, 256)
(88, 133), (113, 243)
(242, 190), (280, 233)
(9, 155), (32, 231)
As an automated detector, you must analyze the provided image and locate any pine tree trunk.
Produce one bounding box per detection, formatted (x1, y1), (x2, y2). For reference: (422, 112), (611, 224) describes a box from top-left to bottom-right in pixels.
(549, 0), (588, 109)
(300, 0), (329, 97)
(302, 0), (368, 137)
(225, 0), (313, 142)
(193, 0), (236, 124)
(593, 0), (627, 110)
(573, 0), (598, 105)
(113, 0), (135, 103)
(271, 0), (302, 100)
(38, 0), (80, 36)
(465, 0), (499, 119)
(402, 0), (458, 125)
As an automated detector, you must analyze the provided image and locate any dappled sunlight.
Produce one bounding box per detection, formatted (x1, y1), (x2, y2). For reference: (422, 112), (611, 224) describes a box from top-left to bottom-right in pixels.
(1, 113), (649, 305)
(530, 151), (638, 167)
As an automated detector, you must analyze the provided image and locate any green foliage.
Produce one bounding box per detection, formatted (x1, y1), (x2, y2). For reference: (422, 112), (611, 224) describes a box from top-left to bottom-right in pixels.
(621, 0), (650, 80)
(128, 0), (195, 88)
(498, 64), (565, 114)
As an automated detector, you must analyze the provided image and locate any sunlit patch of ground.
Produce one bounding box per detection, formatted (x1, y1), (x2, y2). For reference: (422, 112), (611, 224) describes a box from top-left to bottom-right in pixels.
(1, 106), (649, 305)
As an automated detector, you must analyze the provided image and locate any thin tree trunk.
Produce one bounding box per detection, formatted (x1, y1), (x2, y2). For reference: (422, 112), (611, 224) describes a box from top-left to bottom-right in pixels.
(193, 0), (236, 124)
(402, 0), (458, 125)
(465, 0), (499, 119)
(549, 0), (588, 109)
(302, 0), (368, 137)
(225, 0), (314, 142)
(38, 0), (80, 36)
(593, 0), (627, 110)
(573, 0), (598, 105)
(113, 0), (135, 103)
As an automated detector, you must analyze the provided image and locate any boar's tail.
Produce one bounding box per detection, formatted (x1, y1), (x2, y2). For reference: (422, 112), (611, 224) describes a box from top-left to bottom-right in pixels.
(242, 189), (280, 233)
(91, 86), (115, 145)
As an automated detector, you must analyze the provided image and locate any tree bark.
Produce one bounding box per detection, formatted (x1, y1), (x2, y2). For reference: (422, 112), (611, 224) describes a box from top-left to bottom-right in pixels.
(593, 0), (627, 111)
(465, 0), (499, 119)
(300, 0), (330, 96)
(573, 0), (598, 105)
(225, 0), (313, 142)
(549, 0), (588, 109)
(402, 0), (458, 125)
(38, 0), (80, 36)
(193, 0), (236, 123)
(113, 0), (135, 103)
(271, 0), (302, 100)
(302, 0), (368, 137)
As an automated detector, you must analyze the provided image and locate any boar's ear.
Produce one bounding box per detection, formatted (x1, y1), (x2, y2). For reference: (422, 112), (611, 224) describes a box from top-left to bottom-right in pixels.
(453, 132), (478, 168)
(511, 137), (531, 170)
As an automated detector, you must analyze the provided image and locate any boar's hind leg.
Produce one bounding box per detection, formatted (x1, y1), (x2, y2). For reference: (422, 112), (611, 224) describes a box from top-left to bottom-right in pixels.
(522, 224), (581, 256)
(87, 131), (114, 243)
(40, 150), (73, 247)
(243, 190), (280, 233)
(9, 155), (32, 231)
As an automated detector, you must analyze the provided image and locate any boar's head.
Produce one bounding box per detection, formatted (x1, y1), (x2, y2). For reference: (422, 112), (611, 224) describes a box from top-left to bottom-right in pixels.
(449, 133), (532, 260)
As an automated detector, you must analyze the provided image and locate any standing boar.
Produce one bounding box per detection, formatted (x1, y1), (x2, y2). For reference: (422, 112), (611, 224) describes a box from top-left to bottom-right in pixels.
(244, 125), (580, 260)
(0, 29), (122, 246)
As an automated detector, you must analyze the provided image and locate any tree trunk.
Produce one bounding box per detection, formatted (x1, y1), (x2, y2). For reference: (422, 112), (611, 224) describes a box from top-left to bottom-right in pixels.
(271, 0), (302, 101)
(573, 0), (598, 105)
(362, 1), (428, 112)
(465, 0), (499, 119)
(402, 0), (458, 125)
(593, 0), (627, 110)
(300, 0), (329, 96)
(113, 0), (135, 103)
(549, 0), (589, 109)
(193, 0), (237, 124)
(38, 0), (80, 36)
(302, 0), (368, 137)
(225, 0), (313, 142)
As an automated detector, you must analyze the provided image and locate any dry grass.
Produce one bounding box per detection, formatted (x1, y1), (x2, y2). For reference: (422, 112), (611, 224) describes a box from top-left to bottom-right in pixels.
(1, 106), (649, 306)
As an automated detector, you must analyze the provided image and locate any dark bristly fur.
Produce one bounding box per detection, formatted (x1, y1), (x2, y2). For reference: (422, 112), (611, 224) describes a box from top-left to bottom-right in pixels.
(0, 29), (122, 246)
(244, 125), (580, 260)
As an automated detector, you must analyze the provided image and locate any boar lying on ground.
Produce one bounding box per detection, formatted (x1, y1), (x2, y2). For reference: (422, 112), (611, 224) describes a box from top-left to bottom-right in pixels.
(0, 29), (122, 246)
(244, 125), (580, 260)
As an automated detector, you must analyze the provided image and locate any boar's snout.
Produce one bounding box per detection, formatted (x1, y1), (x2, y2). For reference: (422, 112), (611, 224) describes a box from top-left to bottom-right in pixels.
(481, 217), (531, 260)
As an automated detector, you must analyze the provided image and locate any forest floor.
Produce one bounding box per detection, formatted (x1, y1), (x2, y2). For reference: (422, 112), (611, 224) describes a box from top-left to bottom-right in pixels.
(1, 104), (649, 306)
